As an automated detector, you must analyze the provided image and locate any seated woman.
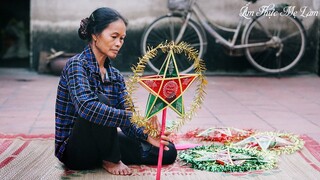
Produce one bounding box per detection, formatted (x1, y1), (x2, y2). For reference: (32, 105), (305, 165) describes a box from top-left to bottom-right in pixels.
(54, 7), (177, 176)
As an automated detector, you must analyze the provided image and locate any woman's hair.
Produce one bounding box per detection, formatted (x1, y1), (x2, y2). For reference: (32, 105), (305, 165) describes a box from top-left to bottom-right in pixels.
(78, 7), (128, 41)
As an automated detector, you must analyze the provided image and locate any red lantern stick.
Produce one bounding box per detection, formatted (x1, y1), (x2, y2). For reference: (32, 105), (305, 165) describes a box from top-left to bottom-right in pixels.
(156, 108), (167, 180)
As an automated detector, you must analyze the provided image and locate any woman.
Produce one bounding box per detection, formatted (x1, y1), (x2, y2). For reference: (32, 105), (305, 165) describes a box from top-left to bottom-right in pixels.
(55, 7), (177, 176)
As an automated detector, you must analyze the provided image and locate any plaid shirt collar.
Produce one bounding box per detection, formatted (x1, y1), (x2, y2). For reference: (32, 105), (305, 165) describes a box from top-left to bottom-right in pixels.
(84, 45), (117, 83)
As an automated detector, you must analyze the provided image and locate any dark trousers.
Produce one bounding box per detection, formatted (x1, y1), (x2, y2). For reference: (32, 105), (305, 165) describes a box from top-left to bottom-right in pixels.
(62, 94), (177, 170)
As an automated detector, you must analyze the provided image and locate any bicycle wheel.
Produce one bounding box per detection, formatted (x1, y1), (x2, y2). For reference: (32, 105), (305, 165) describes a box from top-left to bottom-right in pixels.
(141, 14), (207, 73)
(242, 14), (306, 73)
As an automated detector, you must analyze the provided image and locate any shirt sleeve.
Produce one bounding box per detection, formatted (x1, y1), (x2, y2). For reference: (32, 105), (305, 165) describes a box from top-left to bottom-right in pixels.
(66, 59), (132, 127)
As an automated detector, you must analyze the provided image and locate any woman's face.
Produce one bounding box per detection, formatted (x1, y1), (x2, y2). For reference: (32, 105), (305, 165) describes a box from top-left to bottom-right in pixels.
(92, 19), (126, 59)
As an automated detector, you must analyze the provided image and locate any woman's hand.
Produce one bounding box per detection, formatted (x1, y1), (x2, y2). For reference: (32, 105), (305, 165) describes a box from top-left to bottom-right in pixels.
(145, 115), (172, 151)
(147, 131), (172, 151)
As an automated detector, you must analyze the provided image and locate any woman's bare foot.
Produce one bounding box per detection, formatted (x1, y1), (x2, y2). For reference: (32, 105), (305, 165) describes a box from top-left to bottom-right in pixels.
(102, 160), (132, 175)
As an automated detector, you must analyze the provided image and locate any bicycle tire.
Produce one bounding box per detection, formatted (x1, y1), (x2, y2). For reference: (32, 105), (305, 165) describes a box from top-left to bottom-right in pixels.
(242, 13), (306, 73)
(140, 14), (207, 73)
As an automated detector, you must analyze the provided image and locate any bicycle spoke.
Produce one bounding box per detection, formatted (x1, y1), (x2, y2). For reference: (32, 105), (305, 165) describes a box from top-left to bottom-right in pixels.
(256, 50), (276, 68)
(274, 16), (282, 37)
(148, 34), (166, 44)
(169, 21), (176, 40)
(280, 31), (302, 42)
(254, 18), (273, 39)
(188, 42), (202, 47)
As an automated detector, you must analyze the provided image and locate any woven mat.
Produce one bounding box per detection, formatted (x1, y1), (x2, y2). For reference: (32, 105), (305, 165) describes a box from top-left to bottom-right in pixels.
(0, 134), (320, 180)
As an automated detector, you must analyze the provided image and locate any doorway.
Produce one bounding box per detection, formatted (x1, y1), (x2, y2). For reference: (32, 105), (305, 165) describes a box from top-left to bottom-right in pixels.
(0, 0), (30, 67)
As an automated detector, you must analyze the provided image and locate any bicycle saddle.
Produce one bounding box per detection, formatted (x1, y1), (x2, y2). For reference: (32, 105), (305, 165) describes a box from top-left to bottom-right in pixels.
(244, 0), (257, 3)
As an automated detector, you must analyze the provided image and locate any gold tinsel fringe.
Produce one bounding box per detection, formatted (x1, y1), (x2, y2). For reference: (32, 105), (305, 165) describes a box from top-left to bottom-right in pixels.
(125, 41), (207, 137)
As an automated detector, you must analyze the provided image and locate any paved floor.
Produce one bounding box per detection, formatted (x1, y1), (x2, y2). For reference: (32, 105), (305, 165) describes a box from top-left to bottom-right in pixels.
(0, 68), (319, 144)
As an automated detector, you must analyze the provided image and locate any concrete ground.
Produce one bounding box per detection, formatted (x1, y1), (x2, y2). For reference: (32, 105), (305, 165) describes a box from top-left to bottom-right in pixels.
(0, 68), (319, 144)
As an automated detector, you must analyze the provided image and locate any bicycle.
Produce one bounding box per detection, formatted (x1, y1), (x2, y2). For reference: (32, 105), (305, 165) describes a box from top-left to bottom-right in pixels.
(140, 0), (307, 74)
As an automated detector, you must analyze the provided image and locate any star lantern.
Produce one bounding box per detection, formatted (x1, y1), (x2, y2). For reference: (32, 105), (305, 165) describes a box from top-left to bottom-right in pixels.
(125, 42), (207, 180)
(125, 42), (207, 137)
(138, 48), (199, 180)
(138, 49), (198, 119)
(179, 144), (277, 172)
(232, 132), (304, 155)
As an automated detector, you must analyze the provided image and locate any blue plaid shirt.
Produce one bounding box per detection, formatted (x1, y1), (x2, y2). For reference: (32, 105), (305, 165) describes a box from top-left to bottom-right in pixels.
(55, 45), (147, 160)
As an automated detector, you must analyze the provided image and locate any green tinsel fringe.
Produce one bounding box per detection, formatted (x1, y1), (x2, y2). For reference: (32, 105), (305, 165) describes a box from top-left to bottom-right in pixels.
(179, 144), (277, 172)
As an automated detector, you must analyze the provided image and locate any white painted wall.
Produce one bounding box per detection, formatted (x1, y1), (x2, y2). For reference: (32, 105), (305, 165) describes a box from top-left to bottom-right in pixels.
(31, 0), (318, 31)
(30, 0), (319, 72)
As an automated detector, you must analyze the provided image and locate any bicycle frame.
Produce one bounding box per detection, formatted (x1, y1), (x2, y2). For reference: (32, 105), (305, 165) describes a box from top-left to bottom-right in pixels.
(142, 0), (306, 74)
(175, 0), (275, 49)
